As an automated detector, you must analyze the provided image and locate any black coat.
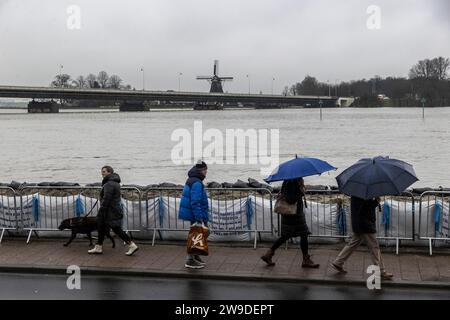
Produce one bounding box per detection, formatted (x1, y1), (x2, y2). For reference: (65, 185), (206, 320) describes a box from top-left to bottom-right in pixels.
(350, 196), (379, 234)
(98, 173), (123, 223)
(280, 181), (310, 238)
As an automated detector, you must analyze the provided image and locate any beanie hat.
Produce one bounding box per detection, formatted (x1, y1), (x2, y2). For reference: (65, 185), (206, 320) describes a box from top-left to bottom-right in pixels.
(195, 160), (208, 169)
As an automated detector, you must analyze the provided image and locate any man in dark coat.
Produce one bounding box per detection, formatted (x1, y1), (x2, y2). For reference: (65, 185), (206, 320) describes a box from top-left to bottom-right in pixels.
(88, 166), (138, 256)
(331, 196), (393, 280)
(261, 178), (319, 268)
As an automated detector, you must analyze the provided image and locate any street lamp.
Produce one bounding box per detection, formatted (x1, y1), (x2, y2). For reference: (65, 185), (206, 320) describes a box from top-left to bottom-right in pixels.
(140, 67), (145, 91)
(246, 74), (251, 94)
(178, 72), (183, 91)
(59, 65), (64, 87)
(271, 77), (275, 95)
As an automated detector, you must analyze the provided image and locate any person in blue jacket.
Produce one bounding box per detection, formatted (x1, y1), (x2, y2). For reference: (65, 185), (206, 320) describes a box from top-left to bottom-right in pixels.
(179, 160), (209, 269)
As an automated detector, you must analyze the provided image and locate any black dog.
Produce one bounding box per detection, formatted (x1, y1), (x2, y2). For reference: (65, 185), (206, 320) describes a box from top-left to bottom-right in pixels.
(58, 217), (115, 248)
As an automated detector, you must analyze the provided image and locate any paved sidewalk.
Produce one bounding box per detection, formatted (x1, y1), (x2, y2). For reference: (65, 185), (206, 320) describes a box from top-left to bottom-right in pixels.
(0, 239), (450, 289)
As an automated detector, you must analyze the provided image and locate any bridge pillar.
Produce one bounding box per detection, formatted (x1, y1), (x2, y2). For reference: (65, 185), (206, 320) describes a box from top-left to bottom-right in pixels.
(119, 101), (149, 112)
(27, 100), (59, 113)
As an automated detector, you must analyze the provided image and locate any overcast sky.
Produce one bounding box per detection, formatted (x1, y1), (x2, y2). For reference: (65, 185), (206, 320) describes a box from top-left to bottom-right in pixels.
(0, 0), (448, 93)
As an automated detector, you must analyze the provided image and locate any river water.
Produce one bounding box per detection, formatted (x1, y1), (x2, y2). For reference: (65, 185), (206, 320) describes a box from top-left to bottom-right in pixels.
(0, 107), (448, 187)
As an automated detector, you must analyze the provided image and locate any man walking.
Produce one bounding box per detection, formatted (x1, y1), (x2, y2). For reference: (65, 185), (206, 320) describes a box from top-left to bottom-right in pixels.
(88, 166), (139, 256)
(178, 160), (209, 269)
(331, 196), (393, 280)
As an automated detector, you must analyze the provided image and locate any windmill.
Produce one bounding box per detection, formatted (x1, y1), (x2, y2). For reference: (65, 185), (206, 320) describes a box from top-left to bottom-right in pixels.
(196, 60), (233, 93)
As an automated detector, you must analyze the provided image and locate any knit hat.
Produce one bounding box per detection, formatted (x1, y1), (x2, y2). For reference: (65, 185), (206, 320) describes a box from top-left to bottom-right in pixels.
(195, 160), (208, 169)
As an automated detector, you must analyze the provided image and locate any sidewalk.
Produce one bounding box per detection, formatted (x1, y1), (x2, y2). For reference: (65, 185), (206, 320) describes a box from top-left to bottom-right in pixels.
(0, 239), (449, 289)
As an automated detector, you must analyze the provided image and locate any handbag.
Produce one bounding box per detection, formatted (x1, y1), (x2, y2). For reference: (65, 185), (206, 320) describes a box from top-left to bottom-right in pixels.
(187, 223), (209, 256)
(274, 193), (297, 215)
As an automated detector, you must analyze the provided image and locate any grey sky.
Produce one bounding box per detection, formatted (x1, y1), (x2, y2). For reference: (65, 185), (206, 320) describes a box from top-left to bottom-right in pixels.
(0, 0), (448, 93)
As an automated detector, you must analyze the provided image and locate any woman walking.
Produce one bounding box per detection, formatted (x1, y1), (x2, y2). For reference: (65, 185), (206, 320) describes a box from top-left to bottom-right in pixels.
(261, 178), (319, 268)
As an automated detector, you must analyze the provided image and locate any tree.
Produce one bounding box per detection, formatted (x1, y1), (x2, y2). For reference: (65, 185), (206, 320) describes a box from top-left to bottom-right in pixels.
(108, 75), (123, 89)
(72, 75), (87, 88)
(97, 71), (109, 88)
(298, 76), (320, 95)
(409, 57), (450, 80)
(86, 74), (99, 88)
(51, 74), (72, 88)
(433, 56), (450, 80)
(282, 86), (290, 96)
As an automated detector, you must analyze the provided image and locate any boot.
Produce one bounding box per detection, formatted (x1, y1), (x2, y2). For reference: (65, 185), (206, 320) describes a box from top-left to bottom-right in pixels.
(302, 254), (319, 268)
(88, 244), (103, 254)
(261, 249), (275, 266)
(125, 242), (139, 256)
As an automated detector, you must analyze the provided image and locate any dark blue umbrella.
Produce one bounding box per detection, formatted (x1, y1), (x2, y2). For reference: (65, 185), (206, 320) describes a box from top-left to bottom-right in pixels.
(264, 156), (337, 183)
(336, 156), (418, 200)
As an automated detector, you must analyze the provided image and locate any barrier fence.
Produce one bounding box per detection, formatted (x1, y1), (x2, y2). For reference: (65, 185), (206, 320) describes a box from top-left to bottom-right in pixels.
(0, 185), (448, 254)
(144, 187), (273, 248)
(418, 191), (450, 255)
(0, 186), (19, 243)
(17, 186), (142, 243)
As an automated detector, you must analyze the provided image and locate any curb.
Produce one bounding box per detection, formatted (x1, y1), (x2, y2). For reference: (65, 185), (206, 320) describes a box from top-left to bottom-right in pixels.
(1, 265), (449, 291)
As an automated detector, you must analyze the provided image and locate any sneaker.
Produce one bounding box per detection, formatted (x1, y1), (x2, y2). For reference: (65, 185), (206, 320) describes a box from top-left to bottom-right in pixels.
(193, 255), (206, 265)
(381, 271), (394, 280)
(88, 245), (103, 254)
(330, 262), (347, 274)
(185, 259), (205, 269)
(125, 242), (139, 256)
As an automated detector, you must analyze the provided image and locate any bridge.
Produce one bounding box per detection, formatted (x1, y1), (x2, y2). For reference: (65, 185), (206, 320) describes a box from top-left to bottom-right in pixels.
(0, 85), (338, 112)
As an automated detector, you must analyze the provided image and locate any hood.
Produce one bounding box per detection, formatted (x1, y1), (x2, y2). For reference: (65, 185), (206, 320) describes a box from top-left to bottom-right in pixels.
(188, 166), (206, 181)
(102, 172), (121, 185)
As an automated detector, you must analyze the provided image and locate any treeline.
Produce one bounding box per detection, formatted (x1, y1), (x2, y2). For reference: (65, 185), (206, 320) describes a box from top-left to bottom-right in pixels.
(50, 71), (132, 90)
(50, 71), (133, 108)
(283, 57), (450, 107)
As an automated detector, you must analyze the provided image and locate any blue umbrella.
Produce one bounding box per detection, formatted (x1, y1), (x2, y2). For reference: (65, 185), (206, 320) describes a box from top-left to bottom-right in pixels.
(336, 156), (418, 200)
(264, 156), (337, 183)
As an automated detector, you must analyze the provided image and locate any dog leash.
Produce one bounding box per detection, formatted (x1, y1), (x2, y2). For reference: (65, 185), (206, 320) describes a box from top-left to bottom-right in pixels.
(82, 199), (99, 218)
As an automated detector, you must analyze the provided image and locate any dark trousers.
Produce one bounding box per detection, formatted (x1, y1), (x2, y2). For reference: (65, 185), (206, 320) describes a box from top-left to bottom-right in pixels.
(97, 218), (131, 245)
(271, 235), (309, 256)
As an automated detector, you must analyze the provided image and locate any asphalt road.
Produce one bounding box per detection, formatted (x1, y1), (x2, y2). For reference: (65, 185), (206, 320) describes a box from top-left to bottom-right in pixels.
(0, 272), (449, 300)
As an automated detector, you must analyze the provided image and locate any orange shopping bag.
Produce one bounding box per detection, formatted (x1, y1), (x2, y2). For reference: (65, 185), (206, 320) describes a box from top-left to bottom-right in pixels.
(186, 223), (209, 256)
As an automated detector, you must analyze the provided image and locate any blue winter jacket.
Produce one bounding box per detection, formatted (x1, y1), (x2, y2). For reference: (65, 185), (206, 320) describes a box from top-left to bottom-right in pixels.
(178, 167), (209, 223)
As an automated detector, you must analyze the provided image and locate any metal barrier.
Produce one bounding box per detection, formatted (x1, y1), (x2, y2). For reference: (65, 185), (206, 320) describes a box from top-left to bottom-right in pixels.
(0, 186), (19, 243)
(304, 190), (350, 240)
(418, 191), (450, 255)
(375, 192), (416, 255)
(18, 186), (142, 243)
(143, 187), (274, 248)
(301, 190), (416, 254)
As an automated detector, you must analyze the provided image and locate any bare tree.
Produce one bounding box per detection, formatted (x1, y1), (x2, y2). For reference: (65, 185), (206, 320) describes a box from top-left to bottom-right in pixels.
(86, 74), (99, 88)
(433, 56), (450, 80)
(97, 71), (109, 88)
(51, 74), (72, 88)
(282, 86), (290, 96)
(409, 57), (449, 80)
(108, 75), (123, 89)
(72, 75), (87, 88)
